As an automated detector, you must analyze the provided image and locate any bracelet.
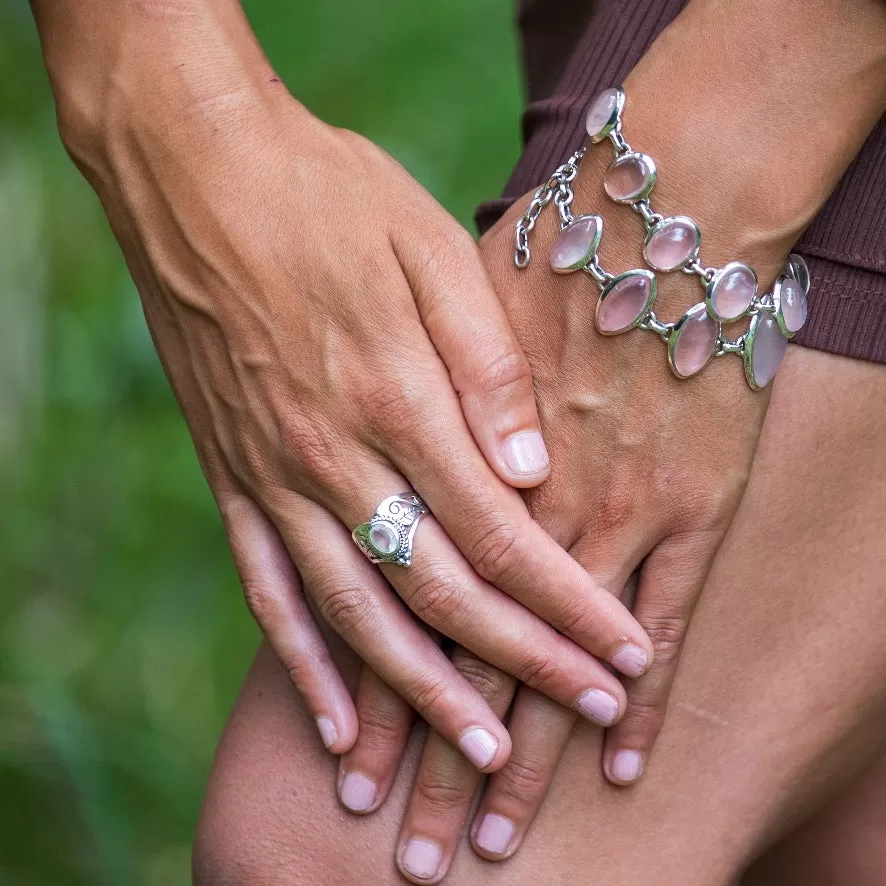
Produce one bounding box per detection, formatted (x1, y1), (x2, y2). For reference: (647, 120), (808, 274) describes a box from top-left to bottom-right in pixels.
(513, 86), (810, 390)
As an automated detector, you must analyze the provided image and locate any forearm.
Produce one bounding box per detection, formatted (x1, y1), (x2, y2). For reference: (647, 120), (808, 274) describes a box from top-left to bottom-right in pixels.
(579, 0), (886, 282)
(29, 0), (285, 171)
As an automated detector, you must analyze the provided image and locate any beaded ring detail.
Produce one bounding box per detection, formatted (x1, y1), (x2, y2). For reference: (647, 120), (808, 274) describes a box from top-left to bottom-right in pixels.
(514, 86), (811, 390)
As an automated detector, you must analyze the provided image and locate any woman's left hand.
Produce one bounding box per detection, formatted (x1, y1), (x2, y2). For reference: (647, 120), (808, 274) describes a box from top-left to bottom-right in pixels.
(337, 169), (787, 876)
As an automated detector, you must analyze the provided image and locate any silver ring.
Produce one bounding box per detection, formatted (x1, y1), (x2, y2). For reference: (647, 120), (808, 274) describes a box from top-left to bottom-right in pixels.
(352, 492), (429, 567)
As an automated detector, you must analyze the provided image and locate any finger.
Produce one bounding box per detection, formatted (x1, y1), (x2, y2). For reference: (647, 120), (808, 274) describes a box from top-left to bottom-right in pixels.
(266, 492), (514, 772)
(266, 461), (634, 733)
(471, 689), (577, 861)
(397, 648), (517, 885)
(603, 530), (721, 785)
(218, 491), (358, 754)
(467, 549), (643, 862)
(392, 221), (550, 488)
(337, 667), (414, 814)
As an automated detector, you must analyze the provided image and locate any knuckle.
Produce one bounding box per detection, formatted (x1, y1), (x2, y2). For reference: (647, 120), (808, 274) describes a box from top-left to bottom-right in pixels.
(554, 595), (599, 638)
(470, 347), (533, 398)
(516, 651), (561, 692)
(357, 702), (407, 750)
(465, 522), (524, 585)
(453, 656), (513, 705)
(590, 482), (637, 537)
(240, 575), (278, 625)
(362, 376), (430, 437)
(278, 412), (344, 490)
(401, 568), (464, 626)
(401, 674), (449, 722)
(642, 614), (688, 666)
(495, 753), (549, 803)
(414, 772), (472, 816)
(316, 583), (373, 635)
(620, 697), (667, 742)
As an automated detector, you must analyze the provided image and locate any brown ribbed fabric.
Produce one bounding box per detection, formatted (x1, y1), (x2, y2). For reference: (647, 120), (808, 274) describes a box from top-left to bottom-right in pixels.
(477, 0), (886, 363)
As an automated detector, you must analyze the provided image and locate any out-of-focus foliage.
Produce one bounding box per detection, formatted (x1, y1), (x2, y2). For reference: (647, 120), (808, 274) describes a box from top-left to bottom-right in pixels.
(0, 3), (521, 882)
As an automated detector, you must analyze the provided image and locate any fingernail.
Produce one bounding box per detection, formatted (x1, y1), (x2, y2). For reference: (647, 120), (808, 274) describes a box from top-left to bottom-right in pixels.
(401, 837), (442, 881)
(610, 750), (645, 784)
(458, 727), (498, 769)
(502, 430), (549, 475)
(611, 644), (649, 678)
(575, 689), (620, 726)
(316, 715), (338, 749)
(339, 771), (377, 813)
(475, 813), (516, 856)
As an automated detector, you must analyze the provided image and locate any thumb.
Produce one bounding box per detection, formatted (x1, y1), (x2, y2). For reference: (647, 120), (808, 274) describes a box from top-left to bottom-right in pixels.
(394, 220), (550, 488)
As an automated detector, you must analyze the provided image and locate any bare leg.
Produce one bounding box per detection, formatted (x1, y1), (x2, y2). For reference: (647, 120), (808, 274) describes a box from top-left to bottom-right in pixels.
(194, 347), (886, 886)
(744, 749), (886, 885)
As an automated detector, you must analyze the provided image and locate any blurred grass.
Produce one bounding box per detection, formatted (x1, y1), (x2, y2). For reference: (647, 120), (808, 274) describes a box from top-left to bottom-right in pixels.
(0, 2), (522, 883)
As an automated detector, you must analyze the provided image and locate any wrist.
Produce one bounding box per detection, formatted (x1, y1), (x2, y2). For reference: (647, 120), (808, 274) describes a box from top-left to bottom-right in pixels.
(588, 0), (886, 278)
(37, 0), (289, 175)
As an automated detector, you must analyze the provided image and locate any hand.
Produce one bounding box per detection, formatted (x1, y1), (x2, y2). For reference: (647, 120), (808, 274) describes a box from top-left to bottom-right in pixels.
(54, 10), (653, 773)
(340, 166), (784, 877)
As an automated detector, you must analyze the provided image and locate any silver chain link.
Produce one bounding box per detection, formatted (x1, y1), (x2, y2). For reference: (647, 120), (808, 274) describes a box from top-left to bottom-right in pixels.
(514, 148), (585, 268)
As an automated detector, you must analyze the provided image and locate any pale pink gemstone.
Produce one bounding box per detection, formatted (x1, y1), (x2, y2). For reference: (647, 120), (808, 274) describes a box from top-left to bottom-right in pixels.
(586, 88), (620, 138)
(709, 264), (756, 321)
(549, 215), (601, 272)
(750, 314), (788, 388)
(604, 153), (654, 202)
(644, 217), (699, 271)
(671, 307), (718, 378)
(369, 523), (398, 555)
(779, 276), (808, 333)
(597, 273), (652, 334)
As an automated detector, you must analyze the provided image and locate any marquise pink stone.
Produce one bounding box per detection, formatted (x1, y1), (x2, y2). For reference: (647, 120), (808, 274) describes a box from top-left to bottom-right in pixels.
(751, 314), (789, 388)
(710, 265), (756, 320)
(780, 276), (808, 333)
(645, 218), (699, 270)
(369, 523), (398, 555)
(550, 216), (600, 272)
(597, 274), (651, 334)
(604, 154), (653, 202)
(586, 88), (620, 137)
(671, 309), (718, 377)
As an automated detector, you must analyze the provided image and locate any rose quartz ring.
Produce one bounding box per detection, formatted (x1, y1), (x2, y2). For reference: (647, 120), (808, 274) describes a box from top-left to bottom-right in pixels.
(352, 493), (428, 567)
(514, 86), (812, 390)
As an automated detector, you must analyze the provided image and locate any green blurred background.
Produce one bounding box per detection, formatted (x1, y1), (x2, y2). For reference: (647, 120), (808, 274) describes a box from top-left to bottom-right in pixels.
(0, 2), (522, 883)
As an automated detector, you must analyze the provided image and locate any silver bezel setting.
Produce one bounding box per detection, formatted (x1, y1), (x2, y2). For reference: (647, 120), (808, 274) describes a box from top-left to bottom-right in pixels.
(705, 261), (758, 323)
(595, 269), (658, 336)
(587, 86), (626, 143)
(743, 311), (780, 391)
(771, 274), (799, 339)
(352, 493), (428, 568)
(550, 214), (604, 274)
(667, 302), (721, 379)
(786, 252), (811, 296)
(643, 216), (701, 271)
(604, 152), (657, 203)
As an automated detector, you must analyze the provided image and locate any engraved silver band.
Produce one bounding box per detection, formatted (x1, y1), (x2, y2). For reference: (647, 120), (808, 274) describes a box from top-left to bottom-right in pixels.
(352, 493), (429, 568)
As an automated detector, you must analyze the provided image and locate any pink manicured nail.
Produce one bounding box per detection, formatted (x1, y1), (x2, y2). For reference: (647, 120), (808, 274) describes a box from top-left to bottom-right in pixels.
(401, 838), (442, 881)
(339, 772), (377, 813)
(575, 689), (620, 726)
(502, 430), (550, 475)
(611, 644), (649, 678)
(316, 715), (338, 749)
(475, 813), (516, 856)
(610, 750), (645, 783)
(458, 727), (498, 769)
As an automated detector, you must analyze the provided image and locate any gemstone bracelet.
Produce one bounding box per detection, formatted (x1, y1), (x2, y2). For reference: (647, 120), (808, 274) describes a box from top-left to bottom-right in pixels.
(513, 86), (810, 390)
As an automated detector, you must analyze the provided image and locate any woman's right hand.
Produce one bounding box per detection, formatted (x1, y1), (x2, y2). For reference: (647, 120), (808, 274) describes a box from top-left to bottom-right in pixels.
(45, 2), (652, 770)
